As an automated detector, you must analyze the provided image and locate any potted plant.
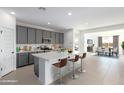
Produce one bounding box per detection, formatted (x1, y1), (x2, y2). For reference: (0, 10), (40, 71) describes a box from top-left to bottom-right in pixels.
(121, 41), (124, 54)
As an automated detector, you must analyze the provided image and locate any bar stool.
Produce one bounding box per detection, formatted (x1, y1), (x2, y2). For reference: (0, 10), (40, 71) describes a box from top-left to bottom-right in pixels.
(78, 53), (87, 73)
(69, 55), (79, 79)
(52, 58), (67, 84)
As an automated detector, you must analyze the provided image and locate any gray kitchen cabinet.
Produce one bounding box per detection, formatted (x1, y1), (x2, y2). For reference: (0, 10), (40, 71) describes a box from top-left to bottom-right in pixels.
(28, 28), (36, 44)
(34, 57), (39, 77)
(16, 53), (29, 67)
(51, 32), (56, 44)
(42, 30), (51, 44)
(46, 31), (51, 44)
(59, 33), (64, 44)
(62, 33), (64, 44)
(42, 30), (46, 43)
(29, 52), (35, 65)
(42, 30), (47, 38)
(36, 29), (43, 44)
(55, 32), (59, 44)
(46, 31), (51, 38)
(16, 26), (28, 44)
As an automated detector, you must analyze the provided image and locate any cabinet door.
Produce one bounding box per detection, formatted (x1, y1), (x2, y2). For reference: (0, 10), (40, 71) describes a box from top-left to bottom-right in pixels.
(46, 31), (51, 44)
(51, 32), (56, 44)
(29, 52), (34, 65)
(28, 28), (36, 44)
(17, 53), (28, 67)
(62, 33), (64, 44)
(46, 31), (51, 38)
(36, 30), (42, 44)
(42, 30), (46, 43)
(59, 33), (62, 44)
(42, 30), (47, 38)
(59, 33), (64, 44)
(34, 57), (39, 77)
(55, 32), (59, 44)
(16, 26), (28, 44)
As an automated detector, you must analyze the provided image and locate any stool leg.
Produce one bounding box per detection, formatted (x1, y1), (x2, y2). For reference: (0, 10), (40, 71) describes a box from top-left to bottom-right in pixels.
(82, 60), (86, 72)
(72, 62), (75, 78)
(71, 62), (79, 79)
(59, 68), (62, 85)
(78, 59), (86, 73)
(78, 59), (83, 72)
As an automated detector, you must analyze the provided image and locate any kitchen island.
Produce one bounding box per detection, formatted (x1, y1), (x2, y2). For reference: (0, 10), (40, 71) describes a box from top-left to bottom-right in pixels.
(33, 51), (81, 85)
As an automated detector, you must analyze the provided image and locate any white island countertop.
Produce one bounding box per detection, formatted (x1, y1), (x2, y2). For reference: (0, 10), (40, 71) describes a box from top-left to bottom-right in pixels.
(32, 51), (73, 61)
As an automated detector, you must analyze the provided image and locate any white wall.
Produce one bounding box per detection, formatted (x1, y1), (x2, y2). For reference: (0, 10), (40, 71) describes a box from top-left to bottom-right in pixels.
(0, 9), (16, 77)
(0, 10), (16, 28)
(84, 33), (98, 52)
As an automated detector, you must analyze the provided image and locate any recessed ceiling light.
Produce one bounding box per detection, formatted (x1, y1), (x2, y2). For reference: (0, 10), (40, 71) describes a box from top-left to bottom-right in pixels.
(47, 22), (51, 25)
(10, 12), (15, 15)
(68, 12), (72, 16)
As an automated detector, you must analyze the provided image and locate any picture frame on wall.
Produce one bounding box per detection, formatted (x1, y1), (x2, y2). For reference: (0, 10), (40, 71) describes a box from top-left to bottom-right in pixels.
(87, 39), (93, 44)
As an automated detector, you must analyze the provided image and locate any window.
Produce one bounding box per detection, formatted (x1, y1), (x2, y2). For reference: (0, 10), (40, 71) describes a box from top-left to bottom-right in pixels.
(102, 36), (113, 48)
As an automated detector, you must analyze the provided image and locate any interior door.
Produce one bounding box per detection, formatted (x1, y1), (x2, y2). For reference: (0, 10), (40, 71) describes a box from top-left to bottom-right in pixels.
(0, 26), (14, 77)
(0, 26), (3, 77)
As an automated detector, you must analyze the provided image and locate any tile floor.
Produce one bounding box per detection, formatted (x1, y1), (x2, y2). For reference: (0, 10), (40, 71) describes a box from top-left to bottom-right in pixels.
(0, 54), (124, 85)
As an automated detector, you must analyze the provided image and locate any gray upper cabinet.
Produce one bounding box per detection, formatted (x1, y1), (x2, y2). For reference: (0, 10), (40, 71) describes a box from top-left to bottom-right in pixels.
(16, 26), (28, 44)
(62, 33), (64, 44)
(16, 25), (64, 44)
(42, 30), (47, 38)
(59, 33), (64, 44)
(28, 28), (36, 44)
(42, 31), (51, 44)
(51, 32), (56, 44)
(46, 31), (51, 38)
(36, 29), (43, 44)
(55, 32), (59, 44)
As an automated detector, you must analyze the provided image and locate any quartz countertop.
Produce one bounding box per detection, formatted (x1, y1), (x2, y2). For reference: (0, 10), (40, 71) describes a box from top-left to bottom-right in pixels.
(32, 51), (74, 61)
(16, 50), (46, 53)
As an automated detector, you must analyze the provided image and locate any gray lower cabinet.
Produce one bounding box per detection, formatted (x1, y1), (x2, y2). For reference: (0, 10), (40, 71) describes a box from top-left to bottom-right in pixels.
(36, 30), (43, 44)
(17, 53), (29, 67)
(17, 52), (35, 68)
(28, 28), (36, 44)
(28, 52), (35, 65)
(34, 57), (39, 77)
(16, 26), (28, 44)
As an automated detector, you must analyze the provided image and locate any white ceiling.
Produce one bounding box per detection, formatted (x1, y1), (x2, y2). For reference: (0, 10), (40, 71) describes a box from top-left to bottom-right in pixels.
(1, 7), (124, 31)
